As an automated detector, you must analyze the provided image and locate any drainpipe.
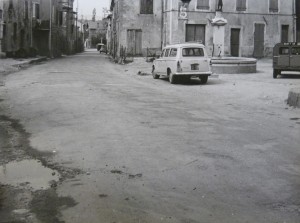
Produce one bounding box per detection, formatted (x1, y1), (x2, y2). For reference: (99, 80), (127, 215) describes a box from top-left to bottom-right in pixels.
(161, 0), (164, 49)
(293, 0), (296, 42)
(49, 0), (52, 57)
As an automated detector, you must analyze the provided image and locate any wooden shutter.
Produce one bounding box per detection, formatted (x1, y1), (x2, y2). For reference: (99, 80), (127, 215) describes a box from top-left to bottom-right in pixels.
(186, 25), (205, 44)
(197, 0), (209, 10)
(141, 0), (153, 14)
(236, 0), (246, 11)
(135, 30), (142, 55)
(254, 24), (265, 58)
(269, 0), (278, 12)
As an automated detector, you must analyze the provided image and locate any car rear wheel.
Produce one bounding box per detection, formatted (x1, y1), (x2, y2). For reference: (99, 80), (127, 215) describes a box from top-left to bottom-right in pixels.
(152, 66), (159, 79)
(169, 72), (177, 84)
(199, 76), (208, 84)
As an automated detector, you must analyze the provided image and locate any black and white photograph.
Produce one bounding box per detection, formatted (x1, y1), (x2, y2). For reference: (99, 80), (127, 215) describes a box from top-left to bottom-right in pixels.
(0, 0), (300, 222)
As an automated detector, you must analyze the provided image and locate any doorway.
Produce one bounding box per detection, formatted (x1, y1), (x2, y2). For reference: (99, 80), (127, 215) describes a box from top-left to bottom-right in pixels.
(254, 23), (265, 58)
(127, 29), (142, 56)
(231, 28), (240, 57)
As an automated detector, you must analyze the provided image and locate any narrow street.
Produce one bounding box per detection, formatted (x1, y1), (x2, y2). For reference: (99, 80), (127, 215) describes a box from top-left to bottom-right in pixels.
(1, 50), (300, 223)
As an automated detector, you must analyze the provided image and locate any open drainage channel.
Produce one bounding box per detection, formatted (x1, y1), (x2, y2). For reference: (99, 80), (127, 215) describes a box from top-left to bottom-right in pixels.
(0, 159), (60, 191)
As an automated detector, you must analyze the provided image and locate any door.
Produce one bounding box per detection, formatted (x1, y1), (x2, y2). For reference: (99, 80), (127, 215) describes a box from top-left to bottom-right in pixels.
(231, 28), (240, 57)
(281, 25), (289, 43)
(290, 47), (300, 68)
(186, 24), (205, 44)
(127, 29), (142, 56)
(277, 47), (290, 67)
(254, 24), (265, 58)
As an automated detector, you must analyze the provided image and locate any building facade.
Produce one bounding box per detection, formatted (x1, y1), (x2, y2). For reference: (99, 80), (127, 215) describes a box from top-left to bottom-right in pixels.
(110, 0), (163, 59)
(2, 0), (77, 58)
(109, 0), (296, 58)
(85, 20), (107, 48)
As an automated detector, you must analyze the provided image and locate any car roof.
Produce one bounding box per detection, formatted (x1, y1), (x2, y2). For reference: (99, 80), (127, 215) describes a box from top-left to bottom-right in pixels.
(164, 43), (205, 48)
(274, 42), (300, 47)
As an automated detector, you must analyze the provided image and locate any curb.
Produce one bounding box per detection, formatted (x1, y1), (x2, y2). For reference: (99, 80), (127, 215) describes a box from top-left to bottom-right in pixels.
(11, 57), (48, 68)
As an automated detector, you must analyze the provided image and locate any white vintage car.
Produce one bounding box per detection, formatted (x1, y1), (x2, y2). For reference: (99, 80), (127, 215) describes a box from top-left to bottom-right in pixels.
(152, 43), (212, 84)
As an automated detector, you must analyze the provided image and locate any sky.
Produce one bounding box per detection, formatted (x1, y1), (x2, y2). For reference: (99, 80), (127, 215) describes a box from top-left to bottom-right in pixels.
(74, 0), (111, 21)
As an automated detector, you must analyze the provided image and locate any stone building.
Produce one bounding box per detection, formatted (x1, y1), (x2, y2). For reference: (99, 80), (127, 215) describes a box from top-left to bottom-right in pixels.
(110, 0), (163, 58)
(109, 0), (296, 58)
(85, 20), (107, 48)
(2, 0), (77, 58)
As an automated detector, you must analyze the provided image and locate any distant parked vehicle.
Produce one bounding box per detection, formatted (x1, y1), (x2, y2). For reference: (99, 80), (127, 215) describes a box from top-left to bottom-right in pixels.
(273, 42), (300, 78)
(152, 43), (212, 84)
(96, 43), (103, 51)
(100, 45), (107, 54)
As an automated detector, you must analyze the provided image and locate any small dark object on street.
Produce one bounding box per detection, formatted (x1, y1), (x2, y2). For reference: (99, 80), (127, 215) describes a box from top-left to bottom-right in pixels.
(99, 194), (108, 198)
(128, 173), (142, 179)
(111, 169), (123, 174)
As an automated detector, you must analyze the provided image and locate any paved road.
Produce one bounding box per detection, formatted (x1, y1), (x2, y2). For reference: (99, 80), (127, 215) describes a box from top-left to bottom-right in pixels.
(1, 50), (300, 223)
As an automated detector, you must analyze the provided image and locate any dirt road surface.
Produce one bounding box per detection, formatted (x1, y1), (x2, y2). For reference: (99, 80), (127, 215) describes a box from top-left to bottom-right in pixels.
(0, 50), (300, 223)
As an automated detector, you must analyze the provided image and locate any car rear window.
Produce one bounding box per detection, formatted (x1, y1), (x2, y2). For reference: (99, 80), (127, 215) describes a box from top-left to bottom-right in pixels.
(279, 47), (289, 55)
(291, 47), (300, 55)
(182, 48), (204, 57)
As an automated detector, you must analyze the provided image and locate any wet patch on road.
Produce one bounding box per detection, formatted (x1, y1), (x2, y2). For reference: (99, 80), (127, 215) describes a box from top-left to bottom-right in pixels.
(30, 189), (77, 223)
(0, 115), (53, 164)
(0, 114), (82, 223)
(0, 159), (60, 191)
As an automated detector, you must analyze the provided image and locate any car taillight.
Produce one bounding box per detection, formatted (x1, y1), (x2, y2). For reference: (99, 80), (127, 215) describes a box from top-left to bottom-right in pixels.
(177, 61), (182, 72)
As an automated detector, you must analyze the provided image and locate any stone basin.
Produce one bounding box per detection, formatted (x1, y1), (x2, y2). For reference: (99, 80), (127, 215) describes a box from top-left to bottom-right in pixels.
(211, 57), (257, 74)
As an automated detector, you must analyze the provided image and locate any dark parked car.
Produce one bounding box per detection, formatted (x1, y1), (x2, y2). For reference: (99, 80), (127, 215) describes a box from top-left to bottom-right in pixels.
(273, 42), (300, 78)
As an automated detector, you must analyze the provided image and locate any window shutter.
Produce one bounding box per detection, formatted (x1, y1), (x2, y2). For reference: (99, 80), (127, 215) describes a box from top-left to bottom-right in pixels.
(269, 0), (278, 12)
(236, 0), (246, 11)
(197, 0), (209, 10)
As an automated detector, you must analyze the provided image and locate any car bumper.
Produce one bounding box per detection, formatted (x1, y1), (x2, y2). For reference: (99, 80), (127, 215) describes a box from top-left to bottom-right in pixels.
(173, 71), (212, 76)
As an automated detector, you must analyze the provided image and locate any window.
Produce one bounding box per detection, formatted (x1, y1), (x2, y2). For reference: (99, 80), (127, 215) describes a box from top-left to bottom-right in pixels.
(279, 47), (289, 55)
(140, 0), (153, 14)
(186, 24), (206, 44)
(197, 0), (209, 10)
(169, 48), (178, 57)
(13, 22), (17, 41)
(33, 3), (40, 19)
(269, 0), (278, 12)
(58, 11), (63, 25)
(281, 25), (289, 43)
(182, 48), (204, 57)
(160, 49), (165, 57)
(236, 0), (246, 11)
(164, 49), (170, 57)
(291, 47), (300, 55)
(0, 9), (2, 19)
(24, 1), (28, 19)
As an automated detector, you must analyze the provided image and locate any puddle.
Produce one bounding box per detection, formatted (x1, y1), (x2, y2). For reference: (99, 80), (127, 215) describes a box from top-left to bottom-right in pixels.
(0, 159), (60, 191)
